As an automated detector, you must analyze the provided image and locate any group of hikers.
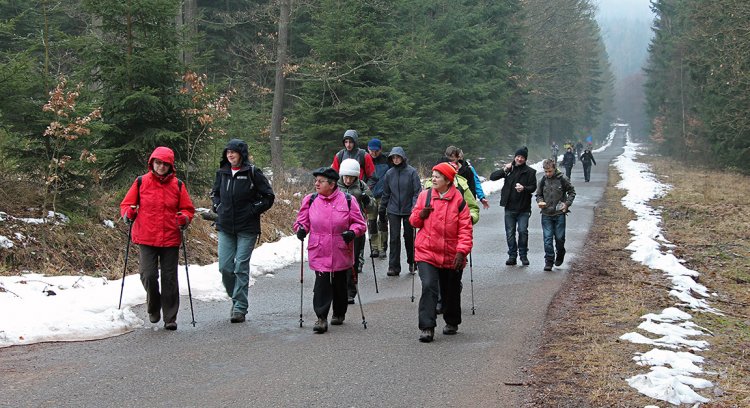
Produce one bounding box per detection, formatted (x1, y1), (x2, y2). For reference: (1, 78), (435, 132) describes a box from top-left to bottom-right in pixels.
(552, 140), (597, 182)
(119, 129), (583, 343)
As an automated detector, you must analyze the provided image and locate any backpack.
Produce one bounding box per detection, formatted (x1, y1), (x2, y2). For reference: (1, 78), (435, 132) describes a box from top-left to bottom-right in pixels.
(309, 192), (352, 210)
(424, 187), (466, 213)
(137, 175), (183, 205)
(336, 149), (367, 174)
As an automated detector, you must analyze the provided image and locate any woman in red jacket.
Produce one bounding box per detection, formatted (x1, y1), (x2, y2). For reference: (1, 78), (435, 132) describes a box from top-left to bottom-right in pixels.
(410, 162), (473, 342)
(120, 147), (195, 330)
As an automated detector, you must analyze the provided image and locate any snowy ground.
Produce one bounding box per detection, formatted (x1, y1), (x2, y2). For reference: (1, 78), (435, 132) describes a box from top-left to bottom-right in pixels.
(614, 131), (719, 407)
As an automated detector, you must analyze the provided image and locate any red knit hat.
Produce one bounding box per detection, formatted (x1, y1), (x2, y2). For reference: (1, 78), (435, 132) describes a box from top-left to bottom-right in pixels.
(432, 162), (456, 183)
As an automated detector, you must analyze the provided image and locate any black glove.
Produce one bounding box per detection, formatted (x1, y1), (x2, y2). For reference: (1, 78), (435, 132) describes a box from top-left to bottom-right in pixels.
(419, 206), (433, 220)
(296, 228), (307, 241)
(362, 195), (371, 208)
(342, 230), (355, 243)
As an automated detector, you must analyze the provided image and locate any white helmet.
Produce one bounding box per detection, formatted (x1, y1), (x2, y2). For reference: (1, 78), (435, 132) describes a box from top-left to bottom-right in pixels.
(339, 158), (360, 177)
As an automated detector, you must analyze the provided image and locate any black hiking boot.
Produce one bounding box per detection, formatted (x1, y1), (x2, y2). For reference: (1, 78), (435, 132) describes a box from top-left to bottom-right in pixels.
(520, 256), (530, 266)
(442, 324), (458, 335)
(505, 257), (517, 266)
(387, 268), (400, 276)
(230, 312), (246, 323)
(330, 315), (345, 325)
(554, 250), (566, 266)
(419, 328), (434, 343)
(164, 322), (177, 331)
(544, 261), (553, 272)
(347, 296), (355, 304)
(313, 318), (328, 333)
(148, 313), (160, 324)
(370, 249), (379, 258)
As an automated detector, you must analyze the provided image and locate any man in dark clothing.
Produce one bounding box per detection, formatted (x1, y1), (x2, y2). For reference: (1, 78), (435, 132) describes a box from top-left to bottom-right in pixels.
(331, 129), (375, 182)
(379, 146), (422, 276)
(366, 138), (390, 259)
(561, 147), (576, 179)
(580, 149), (597, 182)
(489, 146), (537, 266)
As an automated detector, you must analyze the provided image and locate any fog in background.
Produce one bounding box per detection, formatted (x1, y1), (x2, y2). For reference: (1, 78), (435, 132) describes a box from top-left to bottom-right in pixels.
(596, 0), (654, 138)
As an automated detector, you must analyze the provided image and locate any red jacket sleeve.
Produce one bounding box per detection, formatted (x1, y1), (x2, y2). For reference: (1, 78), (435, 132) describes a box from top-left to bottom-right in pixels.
(119, 179), (140, 217)
(456, 199), (473, 256)
(364, 154), (375, 179)
(409, 190), (427, 229)
(177, 183), (196, 221)
(331, 154), (341, 171)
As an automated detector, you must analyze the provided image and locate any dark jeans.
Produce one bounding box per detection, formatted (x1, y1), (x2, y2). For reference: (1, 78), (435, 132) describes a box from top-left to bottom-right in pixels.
(139, 245), (180, 324)
(504, 210), (531, 258)
(347, 235), (366, 299)
(564, 165), (573, 179)
(417, 262), (463, 330)
(388, 213), (414, 273)
(313, 271), (348, 319)
(541, 214), (566, 262)
(583, 163), (592, 181)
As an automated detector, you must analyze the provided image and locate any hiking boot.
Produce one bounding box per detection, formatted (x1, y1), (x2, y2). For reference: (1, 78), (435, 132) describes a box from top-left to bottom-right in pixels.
(505, 257), (517, 266)
(443, 324), (458, 335)
(164, 322), (177, 331)
(520, 256), (530, 266)
(387, 268), (400, 276)
(148, 313), (160, 324)
(347, 297), (355, 304)
(313, 318), (328, 333)
(554, 250), (566, 266)
(370, 249), (379, 258)
(230, 312), (246, 323)
(379, 248), (387, 259)
(330, 315), (345, 325)
(419, 328), (434, 343)
(544, 261), (553, 272)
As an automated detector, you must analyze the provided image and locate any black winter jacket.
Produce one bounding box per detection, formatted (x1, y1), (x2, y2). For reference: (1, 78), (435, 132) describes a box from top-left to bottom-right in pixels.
(211, 139), (275, 234)
(489, 163), (537, 212)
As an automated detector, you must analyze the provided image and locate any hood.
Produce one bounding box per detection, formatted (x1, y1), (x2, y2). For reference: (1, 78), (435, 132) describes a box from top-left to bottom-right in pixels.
(148, 146), (175, 173)
(388, 146), (408, 165)
(220, 139), (251, 168)
(342, 129), (359, 147)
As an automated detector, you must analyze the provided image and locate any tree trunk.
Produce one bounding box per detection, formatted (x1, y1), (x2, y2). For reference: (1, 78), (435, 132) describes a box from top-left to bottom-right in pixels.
(269, 0), (291, 179)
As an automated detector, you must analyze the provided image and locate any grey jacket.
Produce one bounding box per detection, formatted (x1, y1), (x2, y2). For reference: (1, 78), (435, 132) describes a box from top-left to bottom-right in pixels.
(378, 146), (422, 216)
(535, 170), (576, 216)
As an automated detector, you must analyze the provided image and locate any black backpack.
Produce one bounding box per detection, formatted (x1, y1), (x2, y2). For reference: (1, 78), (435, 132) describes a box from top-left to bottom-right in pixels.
(336, 148), (367, 173)
(308, 192), (352, 209)
(424, 187), (466, 213)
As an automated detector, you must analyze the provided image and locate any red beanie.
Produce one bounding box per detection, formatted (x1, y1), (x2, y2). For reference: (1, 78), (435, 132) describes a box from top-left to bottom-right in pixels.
(432, 162), (456, 183)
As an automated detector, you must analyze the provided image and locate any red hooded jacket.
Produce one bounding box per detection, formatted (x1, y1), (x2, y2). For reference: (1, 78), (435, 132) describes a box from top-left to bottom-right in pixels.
(409, 185), (473, 269)
(120, 147), (195, 247)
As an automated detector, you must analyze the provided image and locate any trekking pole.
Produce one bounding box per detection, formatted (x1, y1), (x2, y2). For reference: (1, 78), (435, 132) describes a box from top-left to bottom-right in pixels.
(410, 229), (416, 302)
(352, 251), (367, 329)
(180, 229), (197, 327)
(469, 252), (475, 315)
(299, 239), (304, 328)
(118, 219), (134, 309)
(367, 237), (379, 293)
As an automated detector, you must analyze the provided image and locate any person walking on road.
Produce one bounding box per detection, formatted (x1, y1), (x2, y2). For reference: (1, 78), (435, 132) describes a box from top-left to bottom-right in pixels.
(561, 147), (576, 179)
(331, 129), (375, 183)
(445, 146), (489, 209)
(365, 138), (390, 259)
(294, 167), (367, 333)
(536, 159), (576, 271)
(211, 139), (275, 323)
(580, 148), (597, 182)
(410, 162), (473, 342)
(489, 146), (537, 266)
(337, 159), (376, 304)
(379, 146), (422, 276)
(120, 146), (195, 330)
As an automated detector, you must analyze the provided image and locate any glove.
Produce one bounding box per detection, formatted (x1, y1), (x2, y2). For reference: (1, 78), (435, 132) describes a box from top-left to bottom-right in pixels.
(296, 228), (307, 241)
(362, 195), (371, 208)
(176, 213), (189, 230)
(212, 203), (219, 213)
(419, 206), (433, 220)
(341, 230), (355, 243)
(124, 206), (137, 223)
(453, 252), (467, 270)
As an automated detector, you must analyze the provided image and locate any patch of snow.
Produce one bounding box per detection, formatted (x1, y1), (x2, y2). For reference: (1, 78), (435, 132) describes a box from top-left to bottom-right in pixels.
(0, 235), (13, 249)
(103, 220), (115, 228)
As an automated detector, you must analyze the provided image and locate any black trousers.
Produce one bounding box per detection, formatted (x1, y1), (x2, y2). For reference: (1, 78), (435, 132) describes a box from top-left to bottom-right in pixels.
(417, 262), (463, 330)
(387, 213), (414, 273)
(139, 245), (180, 324)
(313, 271), (349, 319)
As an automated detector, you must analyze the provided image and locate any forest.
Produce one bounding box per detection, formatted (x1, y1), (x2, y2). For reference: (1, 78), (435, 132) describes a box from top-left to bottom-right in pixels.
(0, 0), (613, 216)
(645, 0), (750, 171)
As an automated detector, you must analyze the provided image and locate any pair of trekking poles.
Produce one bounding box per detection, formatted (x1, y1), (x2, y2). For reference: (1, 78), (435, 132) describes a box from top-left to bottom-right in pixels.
(117, 218), (196, 327)
(298, 237), (368, 329)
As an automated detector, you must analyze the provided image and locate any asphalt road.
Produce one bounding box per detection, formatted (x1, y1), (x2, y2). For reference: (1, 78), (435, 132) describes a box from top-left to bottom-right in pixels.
(0, 132), (625, 408)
